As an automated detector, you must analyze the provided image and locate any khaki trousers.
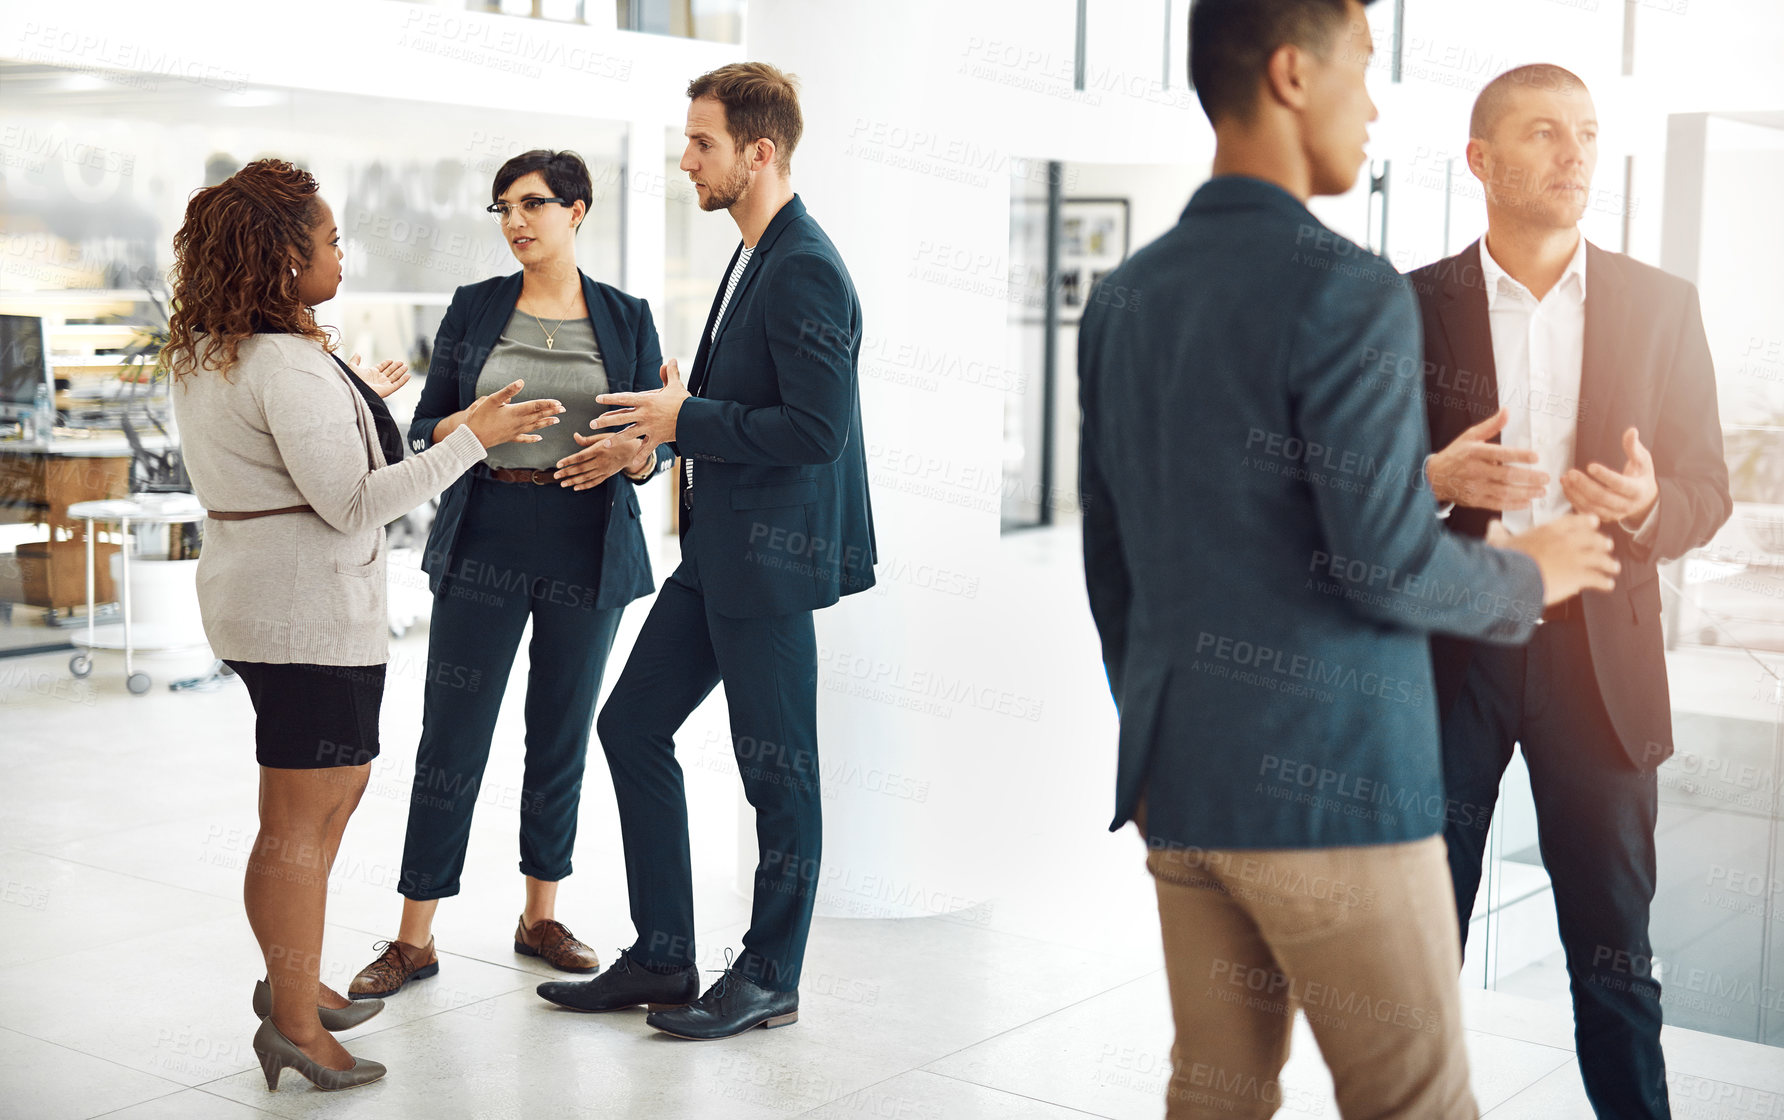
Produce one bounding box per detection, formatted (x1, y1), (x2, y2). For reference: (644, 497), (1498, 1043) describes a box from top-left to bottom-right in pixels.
(1147, 834), (1477, 1119)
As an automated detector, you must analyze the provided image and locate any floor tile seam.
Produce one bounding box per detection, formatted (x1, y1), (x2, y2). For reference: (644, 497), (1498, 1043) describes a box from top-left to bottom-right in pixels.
(900, 1067), (1120, 1118)
(911, 969), (1167, 1074)
(3, 847), (248, 907)
(83, 1082), (280, 1120)
(1460, 1024), (1577, 1057)
(1476, 1065), (1570, 1118)
(184, 1083), (287, 1118)
(806, 900), (1169, 960)
(174, 990), (526, 1088)
(1466, 1049), (1784, 1119)
(309, 987), (525, 1043)
(0, 1024), (195, 1099)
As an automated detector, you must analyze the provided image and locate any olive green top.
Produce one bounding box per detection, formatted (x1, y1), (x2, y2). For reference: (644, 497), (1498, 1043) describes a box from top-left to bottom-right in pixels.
(476, 310), (608, 470)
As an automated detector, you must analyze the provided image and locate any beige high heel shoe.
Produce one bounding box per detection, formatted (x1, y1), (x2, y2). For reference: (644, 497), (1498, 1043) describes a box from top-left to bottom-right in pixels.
(253, 1018), (386, 1091)
(252, 979), (383, 1031)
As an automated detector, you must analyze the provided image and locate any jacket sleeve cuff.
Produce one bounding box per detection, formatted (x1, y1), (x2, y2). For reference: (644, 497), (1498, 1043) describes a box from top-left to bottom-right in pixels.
(1621, 496), (1661, 544)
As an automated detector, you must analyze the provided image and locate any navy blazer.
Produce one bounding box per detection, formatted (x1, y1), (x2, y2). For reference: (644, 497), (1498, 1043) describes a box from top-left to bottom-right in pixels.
(1079, 176), (1545, 851)
(1410, 241), (1730, 770)
(674, 195), (877, 618)
(409, 270), (673, 609)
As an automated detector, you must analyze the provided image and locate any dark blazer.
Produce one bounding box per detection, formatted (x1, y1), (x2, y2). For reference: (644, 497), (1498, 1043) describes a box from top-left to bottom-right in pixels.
(1079, 176), (1544, 851)
(409, 270), (673, 609)
(1409, 240), (1731, 769)
(674, 194), (876, 619)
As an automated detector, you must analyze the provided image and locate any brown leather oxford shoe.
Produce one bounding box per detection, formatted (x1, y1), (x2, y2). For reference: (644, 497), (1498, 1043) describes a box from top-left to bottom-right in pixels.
(348, 937), (438, 999)
(514, 915), (600, 973)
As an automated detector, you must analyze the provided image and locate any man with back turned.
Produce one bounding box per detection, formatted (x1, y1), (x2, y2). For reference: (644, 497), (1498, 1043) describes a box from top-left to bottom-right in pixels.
(1079, 2), (1621, 1115)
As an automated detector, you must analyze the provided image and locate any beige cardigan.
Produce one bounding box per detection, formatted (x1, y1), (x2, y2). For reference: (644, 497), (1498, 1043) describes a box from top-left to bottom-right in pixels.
(172, 334), (487, 666)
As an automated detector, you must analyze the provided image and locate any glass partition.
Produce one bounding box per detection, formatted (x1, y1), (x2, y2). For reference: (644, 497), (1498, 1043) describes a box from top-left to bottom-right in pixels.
(0, 60), (626, 374)
(998, 0), (1784, 1053)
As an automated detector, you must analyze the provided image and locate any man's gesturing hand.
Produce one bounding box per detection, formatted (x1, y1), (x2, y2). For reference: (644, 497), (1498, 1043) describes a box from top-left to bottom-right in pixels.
(554, 427), (651, 491)
(592, 359), (689, 449)
(1561, 427), (1659, 527)
(1501, 512), (1620, 605)
(1426, 407), (1550, 510)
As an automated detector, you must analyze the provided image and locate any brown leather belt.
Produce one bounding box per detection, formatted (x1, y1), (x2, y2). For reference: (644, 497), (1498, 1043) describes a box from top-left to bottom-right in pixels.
(482, 466), (557, 485)
(207, 504), (316, 521)
(1541, 595), (1582, 624)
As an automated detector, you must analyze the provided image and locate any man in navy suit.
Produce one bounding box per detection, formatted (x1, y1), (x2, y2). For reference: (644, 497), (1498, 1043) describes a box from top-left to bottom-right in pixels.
(536, 62), (876, 1040)
(1411, 65), (1730, 1119)
(1079, 2), (1622, 1114)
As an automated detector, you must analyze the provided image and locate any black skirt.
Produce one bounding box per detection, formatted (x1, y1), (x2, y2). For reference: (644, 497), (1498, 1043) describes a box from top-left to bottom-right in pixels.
(224, 660), (386, 769)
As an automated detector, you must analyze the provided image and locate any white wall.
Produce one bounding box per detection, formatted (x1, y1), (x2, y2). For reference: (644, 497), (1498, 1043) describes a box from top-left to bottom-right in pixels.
(742, 0), (1229, 915)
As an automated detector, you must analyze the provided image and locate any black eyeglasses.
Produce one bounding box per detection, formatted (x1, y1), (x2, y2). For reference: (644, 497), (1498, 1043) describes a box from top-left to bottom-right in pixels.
(486, 198), (572, 220)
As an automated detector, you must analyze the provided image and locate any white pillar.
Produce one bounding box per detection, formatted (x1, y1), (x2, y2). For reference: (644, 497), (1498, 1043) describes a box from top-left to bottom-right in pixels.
(737, 0), (1030, 919)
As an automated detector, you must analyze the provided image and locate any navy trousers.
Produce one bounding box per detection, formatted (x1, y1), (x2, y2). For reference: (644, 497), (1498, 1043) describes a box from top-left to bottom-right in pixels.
(596, 535), (821, 992)
(1441, 613), (1670, 1119)
(399, 476), (622, 900)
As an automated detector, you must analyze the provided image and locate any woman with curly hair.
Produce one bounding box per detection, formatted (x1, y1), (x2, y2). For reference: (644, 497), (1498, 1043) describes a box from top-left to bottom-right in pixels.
(167, 158), (563, 1091)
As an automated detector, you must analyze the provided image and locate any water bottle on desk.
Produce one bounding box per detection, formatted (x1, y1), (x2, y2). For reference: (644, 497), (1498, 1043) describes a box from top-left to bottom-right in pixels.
(33, 383), (54, 447)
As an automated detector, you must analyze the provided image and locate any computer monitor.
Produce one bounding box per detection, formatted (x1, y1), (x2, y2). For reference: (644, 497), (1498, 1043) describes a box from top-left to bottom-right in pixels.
(0, 314), (52, 422)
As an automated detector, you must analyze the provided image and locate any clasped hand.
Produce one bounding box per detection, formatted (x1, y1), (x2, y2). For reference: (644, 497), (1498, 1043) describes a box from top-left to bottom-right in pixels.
(552, 361), (689, 490)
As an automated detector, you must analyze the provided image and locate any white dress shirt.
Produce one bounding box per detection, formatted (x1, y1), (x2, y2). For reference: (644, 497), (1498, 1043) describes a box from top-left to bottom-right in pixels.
(1469, 235), (1658, 542)
(1480, 233), (1588, 533)
(684, 244), (756, 501)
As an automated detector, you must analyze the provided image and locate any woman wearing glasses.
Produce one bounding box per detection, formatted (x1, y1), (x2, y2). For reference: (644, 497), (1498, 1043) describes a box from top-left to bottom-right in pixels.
(350, 150), (671, 998)
(169, 159), (560, 1090)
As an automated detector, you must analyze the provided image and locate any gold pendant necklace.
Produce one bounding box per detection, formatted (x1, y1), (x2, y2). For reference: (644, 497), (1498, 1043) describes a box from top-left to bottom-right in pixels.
(530, 312), (568, 349)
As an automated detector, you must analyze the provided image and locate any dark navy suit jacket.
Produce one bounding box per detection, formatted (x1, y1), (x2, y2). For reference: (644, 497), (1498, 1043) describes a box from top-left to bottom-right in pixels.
(1410, 241), (1730, 770)
(409, 270), (672, 609)
(674, 194), (876, 619)
(1079, 176), (1545, 851)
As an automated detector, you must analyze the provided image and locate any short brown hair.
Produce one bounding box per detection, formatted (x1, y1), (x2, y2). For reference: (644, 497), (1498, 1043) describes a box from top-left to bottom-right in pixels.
(1470, 64), (1588, 141)
(687, 62), (803, 174)
(492, 149), (592, 214)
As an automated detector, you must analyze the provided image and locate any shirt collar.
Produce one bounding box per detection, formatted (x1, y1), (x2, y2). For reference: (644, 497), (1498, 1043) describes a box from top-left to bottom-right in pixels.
(1183, 175), (1313, 225)
(1479, 233), (1588, 309)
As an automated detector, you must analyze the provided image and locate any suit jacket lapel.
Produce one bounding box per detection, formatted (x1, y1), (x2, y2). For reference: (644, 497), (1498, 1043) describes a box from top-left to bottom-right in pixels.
(688, 243), (740, 398)
(1437, 240), (1501, 428)
(1577, 242), (1626, 469)
(577, 272), (627, 391)
(712, 195), (807, 349)
(693, 195), (811, 397)
(459, 272), (525, 410)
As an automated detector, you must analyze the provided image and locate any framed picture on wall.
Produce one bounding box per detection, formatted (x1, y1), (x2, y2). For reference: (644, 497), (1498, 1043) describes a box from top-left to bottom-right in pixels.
(1009, 196), (1131, 324)
(1058, 198), (1128, 322)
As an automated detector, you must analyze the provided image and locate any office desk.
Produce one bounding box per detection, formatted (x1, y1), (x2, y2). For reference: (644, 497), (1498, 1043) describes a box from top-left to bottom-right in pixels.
(0, 436), (172, 650)
(0, 438), (136, 532)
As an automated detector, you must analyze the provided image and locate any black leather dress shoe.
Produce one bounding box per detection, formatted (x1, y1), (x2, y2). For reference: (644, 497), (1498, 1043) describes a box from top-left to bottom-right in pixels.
(645, 968), (798, 1040)
(536, 949), (699, 1012)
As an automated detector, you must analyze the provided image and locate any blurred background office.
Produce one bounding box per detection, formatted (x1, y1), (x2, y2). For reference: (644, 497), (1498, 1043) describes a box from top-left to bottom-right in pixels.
(0, 1), (1780, 1117)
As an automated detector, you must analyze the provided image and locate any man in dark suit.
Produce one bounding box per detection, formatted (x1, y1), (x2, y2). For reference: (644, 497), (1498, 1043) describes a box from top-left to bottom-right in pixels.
(1409, 64), (1731, 1120)
(535, 62), (876, 1041)
(1080, 2), (1623, 1115)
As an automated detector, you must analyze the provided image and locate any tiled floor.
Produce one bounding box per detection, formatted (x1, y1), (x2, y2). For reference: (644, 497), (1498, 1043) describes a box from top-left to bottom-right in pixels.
(2, 527), (1781, 1117)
